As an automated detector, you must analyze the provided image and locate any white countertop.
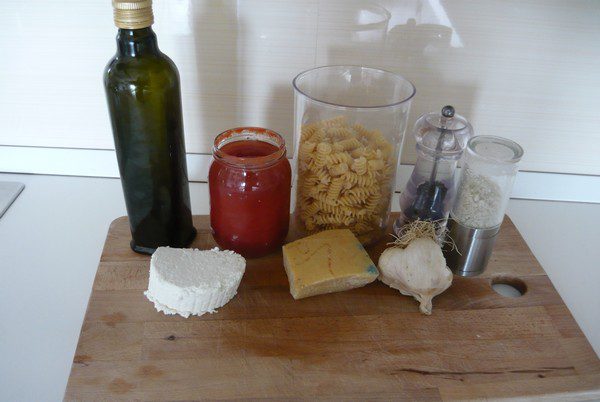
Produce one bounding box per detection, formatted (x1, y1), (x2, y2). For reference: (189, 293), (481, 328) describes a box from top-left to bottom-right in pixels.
(0, 172), (598, 401)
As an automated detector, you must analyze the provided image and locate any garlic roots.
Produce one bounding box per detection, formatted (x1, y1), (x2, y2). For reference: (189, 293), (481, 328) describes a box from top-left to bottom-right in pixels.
(378, 237), (452, 315)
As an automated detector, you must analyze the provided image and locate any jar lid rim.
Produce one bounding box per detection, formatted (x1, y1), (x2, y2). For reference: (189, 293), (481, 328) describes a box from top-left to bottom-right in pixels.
(467, 135), (524, 164)
(213, 127), (287, 169)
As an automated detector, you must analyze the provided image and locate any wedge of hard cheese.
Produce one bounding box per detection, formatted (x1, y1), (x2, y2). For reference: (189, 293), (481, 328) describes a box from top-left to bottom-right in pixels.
(282, 229), (379, 299)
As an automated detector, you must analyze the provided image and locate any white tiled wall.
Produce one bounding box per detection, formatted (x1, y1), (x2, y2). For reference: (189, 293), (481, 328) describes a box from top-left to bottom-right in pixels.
(1, 0), (599, 175)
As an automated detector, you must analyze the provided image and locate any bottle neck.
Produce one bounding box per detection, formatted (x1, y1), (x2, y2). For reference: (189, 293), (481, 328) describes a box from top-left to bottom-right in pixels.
(116, 27), (159, 57)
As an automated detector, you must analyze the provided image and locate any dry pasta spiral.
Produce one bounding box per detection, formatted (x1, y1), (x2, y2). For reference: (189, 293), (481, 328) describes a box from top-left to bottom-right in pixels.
(295, 116), (397, 244)
(328, 162), (349, 177)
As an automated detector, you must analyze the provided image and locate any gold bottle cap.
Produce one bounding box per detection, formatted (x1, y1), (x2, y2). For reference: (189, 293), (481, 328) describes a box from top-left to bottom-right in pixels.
(112, 0), (154, 29)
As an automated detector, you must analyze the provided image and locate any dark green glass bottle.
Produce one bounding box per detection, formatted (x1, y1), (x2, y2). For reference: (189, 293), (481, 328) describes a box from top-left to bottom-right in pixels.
(104, 0), (196, 254)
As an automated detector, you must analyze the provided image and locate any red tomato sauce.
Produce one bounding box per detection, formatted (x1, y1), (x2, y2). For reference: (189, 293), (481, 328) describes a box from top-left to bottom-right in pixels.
(209, 137), (291, 258)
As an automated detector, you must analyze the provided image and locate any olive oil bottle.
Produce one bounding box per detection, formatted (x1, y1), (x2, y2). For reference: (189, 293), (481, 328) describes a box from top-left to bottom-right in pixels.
(104, 0), (196, 254)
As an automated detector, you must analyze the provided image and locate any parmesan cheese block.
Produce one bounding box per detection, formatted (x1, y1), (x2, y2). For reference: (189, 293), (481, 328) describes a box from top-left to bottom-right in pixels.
(144, 247), (246, 318)
(282, 229), (379, 299)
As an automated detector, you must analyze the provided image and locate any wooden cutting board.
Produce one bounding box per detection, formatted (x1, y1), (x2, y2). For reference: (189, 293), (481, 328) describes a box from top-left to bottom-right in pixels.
(65, 214), (600, 401)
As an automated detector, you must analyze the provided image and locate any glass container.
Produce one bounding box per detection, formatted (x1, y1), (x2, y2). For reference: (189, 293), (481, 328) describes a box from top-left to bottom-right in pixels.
(445, 135), (524, 276)
(395, 106), (472, 233)
(209, 127), (292, 258)
(451, 135), (524, 229)
(105, 25), (196, 254)
(292, 66), (415, 245)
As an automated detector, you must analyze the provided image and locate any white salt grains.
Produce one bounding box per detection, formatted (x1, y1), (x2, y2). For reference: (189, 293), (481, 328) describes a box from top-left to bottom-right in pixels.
(451, 169), (503, 228)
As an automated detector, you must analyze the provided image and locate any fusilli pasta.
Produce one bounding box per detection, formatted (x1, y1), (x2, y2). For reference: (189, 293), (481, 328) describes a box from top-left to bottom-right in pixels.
(295, 116), (397, 244)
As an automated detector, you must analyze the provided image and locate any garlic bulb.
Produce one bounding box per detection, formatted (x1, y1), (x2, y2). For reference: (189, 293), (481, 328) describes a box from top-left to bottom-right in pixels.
(378, 237), (452, 315)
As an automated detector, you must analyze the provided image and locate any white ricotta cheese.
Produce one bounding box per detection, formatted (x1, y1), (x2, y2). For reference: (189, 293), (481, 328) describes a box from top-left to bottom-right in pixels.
(144, 247), (246, 318)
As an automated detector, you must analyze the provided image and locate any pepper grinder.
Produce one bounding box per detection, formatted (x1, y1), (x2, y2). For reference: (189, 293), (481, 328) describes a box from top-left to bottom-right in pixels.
(444, 135), (524, 276)
(395, 106), (473, 234)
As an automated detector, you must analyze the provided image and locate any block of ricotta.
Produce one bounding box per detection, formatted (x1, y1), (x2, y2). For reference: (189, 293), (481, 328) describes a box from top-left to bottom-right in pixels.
(144, 247), (246, 318)
(282, 229), (379, 299)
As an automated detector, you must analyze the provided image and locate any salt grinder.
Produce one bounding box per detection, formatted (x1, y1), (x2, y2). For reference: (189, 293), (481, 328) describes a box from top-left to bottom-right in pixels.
(444, 136), (524, 276)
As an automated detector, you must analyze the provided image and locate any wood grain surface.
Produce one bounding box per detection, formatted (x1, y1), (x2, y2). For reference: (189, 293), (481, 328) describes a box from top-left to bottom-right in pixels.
(64, 214), (600, 401)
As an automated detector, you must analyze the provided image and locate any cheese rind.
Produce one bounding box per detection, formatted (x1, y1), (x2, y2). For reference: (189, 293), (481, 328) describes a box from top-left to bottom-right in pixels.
(144, 247), (246, 318)
(282, 229), (379, 299)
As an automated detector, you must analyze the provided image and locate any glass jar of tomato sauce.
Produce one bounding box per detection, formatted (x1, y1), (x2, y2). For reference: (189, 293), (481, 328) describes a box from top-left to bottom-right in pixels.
(209, 127), (291, 258)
